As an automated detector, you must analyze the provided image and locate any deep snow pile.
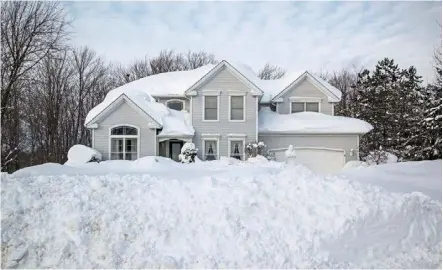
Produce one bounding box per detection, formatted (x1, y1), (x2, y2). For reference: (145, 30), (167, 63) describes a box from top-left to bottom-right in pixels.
(1, 159), (441, 268)
(341, 160), (442, 202)
(64, 145), (102, 165)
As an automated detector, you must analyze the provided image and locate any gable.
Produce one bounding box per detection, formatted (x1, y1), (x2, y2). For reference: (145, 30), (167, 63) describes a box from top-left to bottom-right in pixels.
(89, 97), (161, 128)
(196, 65), (252, 92)
(271, 72), (341, 103)
(279, 77), (328, 100)
(185, 60), (263, 96)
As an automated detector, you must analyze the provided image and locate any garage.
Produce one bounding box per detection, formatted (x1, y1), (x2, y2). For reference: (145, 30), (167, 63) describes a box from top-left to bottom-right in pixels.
(270, 147), (346, 173)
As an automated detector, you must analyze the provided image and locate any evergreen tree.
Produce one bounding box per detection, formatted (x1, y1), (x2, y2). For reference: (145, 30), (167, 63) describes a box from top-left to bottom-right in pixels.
(354, 58), (423, 161)
(419, 47), (442, 160)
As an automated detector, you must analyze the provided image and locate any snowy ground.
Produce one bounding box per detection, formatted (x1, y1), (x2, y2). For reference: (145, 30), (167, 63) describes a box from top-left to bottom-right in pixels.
(1, 157), (442, 268)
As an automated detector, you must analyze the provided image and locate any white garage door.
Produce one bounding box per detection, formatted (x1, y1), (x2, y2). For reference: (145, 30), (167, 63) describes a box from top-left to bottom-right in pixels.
(271, 147), (345, 174)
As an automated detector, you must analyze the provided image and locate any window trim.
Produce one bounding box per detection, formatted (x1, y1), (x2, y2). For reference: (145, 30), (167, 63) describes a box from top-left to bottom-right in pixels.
(202, 95), (220, 122)
(201, 137), (220, 160)
(108, 124), (140, 160)
(166, 99), (185, 111)
(289, 101), (321, 113)
(228, 138), (246, 161)
(228, 95), (246, 122)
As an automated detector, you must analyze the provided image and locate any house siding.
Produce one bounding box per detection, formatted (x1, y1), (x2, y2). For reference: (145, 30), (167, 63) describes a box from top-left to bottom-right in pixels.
(277, 78), (334, 115)
(155, 97), (190, 112)
(191, 66), (258, 160)
(259, 133), (360, 163)
(93, 100), (158, 160)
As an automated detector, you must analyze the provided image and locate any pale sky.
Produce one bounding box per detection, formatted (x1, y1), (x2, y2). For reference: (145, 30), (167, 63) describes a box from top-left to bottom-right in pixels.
(65, 1), (442, 83)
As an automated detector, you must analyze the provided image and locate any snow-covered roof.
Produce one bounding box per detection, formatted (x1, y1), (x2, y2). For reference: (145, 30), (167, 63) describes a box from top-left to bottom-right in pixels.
(85, 90), (194, 136)
(258, 71), (304, 103)
(85, 61), (345, 129)
(258, 107), (373, 134)
(109, 65), (216, 98)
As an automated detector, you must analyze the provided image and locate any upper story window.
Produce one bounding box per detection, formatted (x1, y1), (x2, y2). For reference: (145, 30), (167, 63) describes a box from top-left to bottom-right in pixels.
(203, 96), (219, 121)
(291, 102), (320, 113)
(166, 100), (184, 111)
(230, 96), (245, 121)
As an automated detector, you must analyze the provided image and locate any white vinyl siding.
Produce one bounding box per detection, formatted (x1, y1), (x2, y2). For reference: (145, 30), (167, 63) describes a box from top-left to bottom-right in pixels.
(191, 66), (258, 160)
(92, 101), (157, 160)
(278, 78), (334, 115)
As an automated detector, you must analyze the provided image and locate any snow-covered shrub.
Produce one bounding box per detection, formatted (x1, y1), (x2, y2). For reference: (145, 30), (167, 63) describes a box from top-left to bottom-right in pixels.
(265, 151), (276, 161)
(65, 144), (102, 165)
(245, 141), (270, 159)
(364, 147), (398, 165)
(178, 143), (198, 164)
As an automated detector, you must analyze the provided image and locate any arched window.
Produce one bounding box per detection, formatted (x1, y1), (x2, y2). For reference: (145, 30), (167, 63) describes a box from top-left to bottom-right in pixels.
(110, 125), (139, 160)
(166, 100), (184, 111)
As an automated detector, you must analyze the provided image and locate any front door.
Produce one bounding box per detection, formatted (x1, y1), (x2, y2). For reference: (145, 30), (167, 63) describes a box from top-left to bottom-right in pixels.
(170, 141), (183, 162)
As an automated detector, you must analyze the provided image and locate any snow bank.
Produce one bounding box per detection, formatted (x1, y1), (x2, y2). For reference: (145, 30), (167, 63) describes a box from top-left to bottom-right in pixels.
(259, 107), (373, 134)
(341, 160), (369, 171)
(64, 145), (102, 166)
(341, 160), (442, 202)
(2, 161), (440, 268)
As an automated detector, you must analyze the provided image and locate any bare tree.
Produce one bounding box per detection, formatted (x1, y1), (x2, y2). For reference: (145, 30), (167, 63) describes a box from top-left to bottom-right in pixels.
(1, 1), (69, 122)
(1, 1), (69, 171)
(258, 63), (286, 80)
(318, 67), (362, 116)
(185, 50), (217, 69)
(149, 50), (187, 74)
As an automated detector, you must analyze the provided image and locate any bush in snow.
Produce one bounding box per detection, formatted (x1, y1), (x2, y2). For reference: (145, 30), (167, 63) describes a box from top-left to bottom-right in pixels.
(178, 143), (198, 164)
(245, 141), (273, 160)
(65, 144), (102, 165)
(364, 147), (398, 165)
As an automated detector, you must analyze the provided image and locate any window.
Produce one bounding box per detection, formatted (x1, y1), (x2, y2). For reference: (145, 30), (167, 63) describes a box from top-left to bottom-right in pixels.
(230, 140), (244, 160)
(204, 140), (218, 160)
(230, 96), (244, 121)
(167, 100), (184, 111)
(291, 102), (320, 113)
(204, 96), (218, 121)
(110, 125), (138, 160)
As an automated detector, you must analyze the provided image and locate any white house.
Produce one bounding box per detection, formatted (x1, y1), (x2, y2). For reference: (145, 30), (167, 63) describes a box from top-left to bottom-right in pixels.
(84, 60), (373, 173)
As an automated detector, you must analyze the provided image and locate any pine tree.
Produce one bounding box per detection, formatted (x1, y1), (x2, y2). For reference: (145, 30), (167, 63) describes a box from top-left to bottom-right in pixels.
(354, 58), (424, 161)
(419, 48), (442, 160)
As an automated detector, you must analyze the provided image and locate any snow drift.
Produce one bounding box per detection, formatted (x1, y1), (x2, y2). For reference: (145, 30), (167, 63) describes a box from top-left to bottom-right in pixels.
(1, 160), (441, 268)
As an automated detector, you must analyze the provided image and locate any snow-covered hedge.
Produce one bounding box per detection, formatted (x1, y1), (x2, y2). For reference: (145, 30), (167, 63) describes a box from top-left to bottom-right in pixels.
(65, 145), (102, 165)
(178, 143), (198, 164)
